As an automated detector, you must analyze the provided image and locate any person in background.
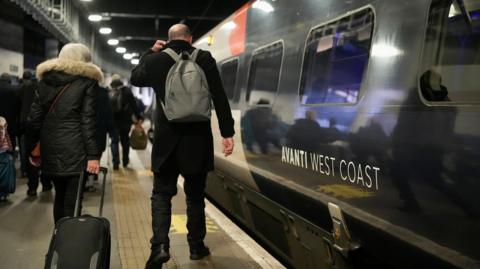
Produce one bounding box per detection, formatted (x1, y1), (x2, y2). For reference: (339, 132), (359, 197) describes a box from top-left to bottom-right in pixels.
(19, 71), (53, 196)
(0, 73), (20, 152)
(0, 116), (15, 202)
(109, 74), (141, 170)
(84, 83), (116, 191)
(131, 24), (235, 268)
(27, 43), (102, 223)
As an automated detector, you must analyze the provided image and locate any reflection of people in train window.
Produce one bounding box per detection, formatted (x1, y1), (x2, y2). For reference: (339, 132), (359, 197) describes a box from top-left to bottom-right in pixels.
(242, 98), (282, 154)
(420, 69), (450, 101)
(390, 89), (478, 217)
(324, 117), (341, 143)
(286, 110), (322, 151)
(349, 118), (388, 165)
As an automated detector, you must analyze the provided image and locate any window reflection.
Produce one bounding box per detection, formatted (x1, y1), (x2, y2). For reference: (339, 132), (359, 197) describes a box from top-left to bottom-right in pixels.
(422, 0), (480, 103)
(220, 58), (239, 100)
(299, 9), (374, 105)
(246, 41), (283, 106)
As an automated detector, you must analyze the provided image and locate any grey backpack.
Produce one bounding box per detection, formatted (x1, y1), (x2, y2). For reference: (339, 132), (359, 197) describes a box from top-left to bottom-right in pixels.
(162, 48), (211, 122)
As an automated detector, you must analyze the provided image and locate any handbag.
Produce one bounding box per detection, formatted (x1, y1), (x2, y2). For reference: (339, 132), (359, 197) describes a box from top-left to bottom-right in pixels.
(30, 84), (71, 164)
(129, 124), (148, 150)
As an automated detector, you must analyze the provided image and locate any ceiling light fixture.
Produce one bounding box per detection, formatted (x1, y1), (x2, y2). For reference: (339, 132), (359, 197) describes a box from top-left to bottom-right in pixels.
(221, 21), (237, 30)
(88, 14), (102, 22)
(131, 59), (139, 65)
(107, 39), (119, 46)
(115, 47), (126, 53)
(81, 0), (93, 2)
(99, 27), (112, 34)
(123, 53), (133, 60)
(252, 0), (274, 13)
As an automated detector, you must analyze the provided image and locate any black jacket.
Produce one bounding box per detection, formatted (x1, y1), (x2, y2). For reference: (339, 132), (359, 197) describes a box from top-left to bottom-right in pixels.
(97, 85), (115, 153)
(111, 85), (140, 131)
(19, 79), (37, 133)
(0, 77), (20, 139)
(27, 58), (103, 177)
(131, 40), (235, 173)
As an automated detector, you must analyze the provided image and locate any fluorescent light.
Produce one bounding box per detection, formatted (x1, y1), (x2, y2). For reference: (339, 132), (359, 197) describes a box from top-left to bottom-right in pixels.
(99, 27), (112, 34)
(107, 39), (119, 46)
(221, 21), (237, 30)
(123, 53), (133, 60)
(115, 47), (126, 53)
(88, 14), (102, 22)
(371, 44), (403, 58)
(252, 0), (274, 13)
(81, 0), (93, 2)
(131, 59), (139, 65)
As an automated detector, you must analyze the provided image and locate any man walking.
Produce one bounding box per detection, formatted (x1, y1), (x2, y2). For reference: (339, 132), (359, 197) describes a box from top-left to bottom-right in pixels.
(131, 24), (234, 268)
(19, 71), (52, 196)
(109, 74), (141, 169)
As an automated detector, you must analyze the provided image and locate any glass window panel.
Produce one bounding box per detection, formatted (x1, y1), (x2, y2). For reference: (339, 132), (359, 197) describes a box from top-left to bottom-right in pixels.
(220, 59), (239, 100)
(246, 41), (284, 106)
(421, 0), (480, 103)
(299, 9), (374, 105)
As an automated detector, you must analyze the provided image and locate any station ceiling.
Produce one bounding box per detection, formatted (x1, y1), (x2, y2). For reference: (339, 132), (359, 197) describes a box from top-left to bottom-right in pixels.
(80, 0), (250, 54)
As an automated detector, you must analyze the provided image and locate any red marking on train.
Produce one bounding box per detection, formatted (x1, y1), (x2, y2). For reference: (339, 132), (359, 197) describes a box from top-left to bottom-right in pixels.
(229, 2), (250, 56)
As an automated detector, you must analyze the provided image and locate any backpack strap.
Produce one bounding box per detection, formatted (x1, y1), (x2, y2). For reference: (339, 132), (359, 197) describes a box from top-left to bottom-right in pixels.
(163, 48), (181, 62)
(191, 49), (200, 61)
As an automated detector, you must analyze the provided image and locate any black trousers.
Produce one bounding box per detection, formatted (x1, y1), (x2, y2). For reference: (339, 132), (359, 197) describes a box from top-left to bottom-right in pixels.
(52, 176), (84, 223)
(111, 126), (130, 166)
(26, 161), (52, 191)
(151, 167), (207, 249)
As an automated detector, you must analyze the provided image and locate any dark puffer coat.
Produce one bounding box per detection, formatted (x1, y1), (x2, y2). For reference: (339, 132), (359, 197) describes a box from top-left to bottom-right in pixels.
(27, 58), (103, 177)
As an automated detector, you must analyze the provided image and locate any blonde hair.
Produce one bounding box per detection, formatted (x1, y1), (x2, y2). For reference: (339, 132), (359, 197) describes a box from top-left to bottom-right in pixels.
(58, 43), (92, 63)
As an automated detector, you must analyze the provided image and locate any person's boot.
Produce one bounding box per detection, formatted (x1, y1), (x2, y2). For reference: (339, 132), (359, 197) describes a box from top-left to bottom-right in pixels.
(189, 244), (210, 260)
(145, 244), (170, 269)
(27, 189), (37, 197)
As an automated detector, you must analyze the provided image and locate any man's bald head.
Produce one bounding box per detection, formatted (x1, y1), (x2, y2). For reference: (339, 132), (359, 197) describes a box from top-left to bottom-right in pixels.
(168, 24), (192, 43)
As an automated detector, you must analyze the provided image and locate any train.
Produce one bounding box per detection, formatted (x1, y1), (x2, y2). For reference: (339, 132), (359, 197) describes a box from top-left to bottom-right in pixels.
(192, 0), (480, 268)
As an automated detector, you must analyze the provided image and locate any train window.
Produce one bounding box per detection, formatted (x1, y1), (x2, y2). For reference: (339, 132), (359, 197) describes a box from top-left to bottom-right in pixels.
(299, 8), (374, 105)
(220, 58), (239, 100)
(246, 40), (284, 106)
(421, 0), (480, 103)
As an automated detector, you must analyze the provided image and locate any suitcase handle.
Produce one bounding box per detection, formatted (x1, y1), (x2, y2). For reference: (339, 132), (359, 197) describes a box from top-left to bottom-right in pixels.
(74, 167), (108, 217)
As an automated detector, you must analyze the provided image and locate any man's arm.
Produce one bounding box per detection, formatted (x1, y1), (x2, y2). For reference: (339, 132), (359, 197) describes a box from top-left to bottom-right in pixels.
(203, 51), (235, 138)
(130, 40), (166, 87)
(201, 51), (235, 156)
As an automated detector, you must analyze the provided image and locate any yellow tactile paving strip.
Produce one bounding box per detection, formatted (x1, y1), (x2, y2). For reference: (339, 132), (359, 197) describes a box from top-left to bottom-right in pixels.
(111, 169), (153, 269)
(111, 168), (221, 269)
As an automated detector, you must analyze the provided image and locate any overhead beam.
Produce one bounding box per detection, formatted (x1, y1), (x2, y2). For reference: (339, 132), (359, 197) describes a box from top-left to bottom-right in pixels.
(100, 12), (225, 21)
(117, 36), (168, 41)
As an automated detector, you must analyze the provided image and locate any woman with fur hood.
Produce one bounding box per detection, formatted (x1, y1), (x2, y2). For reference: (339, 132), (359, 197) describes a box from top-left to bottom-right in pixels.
(26, 43), (103, 223)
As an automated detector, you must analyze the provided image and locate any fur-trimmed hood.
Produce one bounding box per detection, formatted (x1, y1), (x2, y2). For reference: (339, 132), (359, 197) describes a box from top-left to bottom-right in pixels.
(36, 58), (103, 83)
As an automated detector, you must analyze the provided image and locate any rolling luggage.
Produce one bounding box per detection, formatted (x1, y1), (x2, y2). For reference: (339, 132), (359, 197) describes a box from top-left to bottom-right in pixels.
(45, 167), (110, 269)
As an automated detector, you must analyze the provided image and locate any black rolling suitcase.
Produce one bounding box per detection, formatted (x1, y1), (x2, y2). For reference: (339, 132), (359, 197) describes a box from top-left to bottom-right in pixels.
(45, 167), (111, 269)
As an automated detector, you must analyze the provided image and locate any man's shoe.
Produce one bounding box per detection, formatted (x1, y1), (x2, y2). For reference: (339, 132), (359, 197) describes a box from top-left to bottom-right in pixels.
(190, 245), (210, 260)
(27, 189), (37, 197)
(145, 244), (170, 269)
(113, 164), (119, 171)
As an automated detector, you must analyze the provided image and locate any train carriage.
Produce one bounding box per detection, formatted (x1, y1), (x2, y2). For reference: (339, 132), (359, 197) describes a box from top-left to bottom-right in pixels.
(195, 0), (480, 268)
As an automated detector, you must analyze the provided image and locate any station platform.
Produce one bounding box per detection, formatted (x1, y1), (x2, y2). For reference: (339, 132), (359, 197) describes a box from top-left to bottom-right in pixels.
(0, 147), (285, 269)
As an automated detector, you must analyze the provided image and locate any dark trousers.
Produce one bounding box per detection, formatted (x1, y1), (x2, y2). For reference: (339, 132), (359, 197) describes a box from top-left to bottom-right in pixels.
(111, 127), (130, 166)
(151, 169), (207, 249)
(26, 161), (51, 191)
(52, 176), (84, 223)
(19, 135), (27, 175)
